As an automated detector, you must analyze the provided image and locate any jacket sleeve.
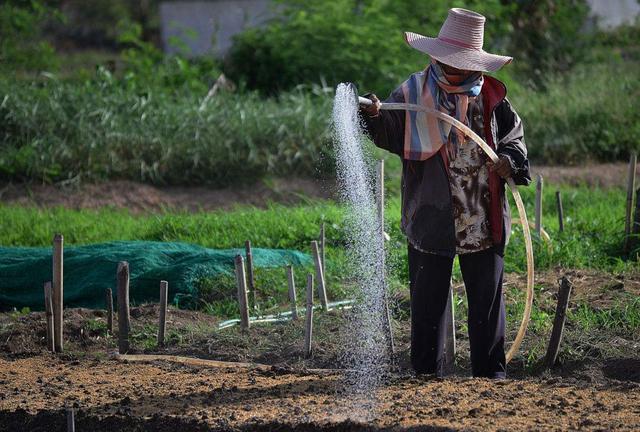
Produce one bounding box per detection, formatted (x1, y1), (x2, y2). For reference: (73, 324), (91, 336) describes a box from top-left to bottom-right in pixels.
(359, 89), (405, 157)
(495, 98), (531, 186)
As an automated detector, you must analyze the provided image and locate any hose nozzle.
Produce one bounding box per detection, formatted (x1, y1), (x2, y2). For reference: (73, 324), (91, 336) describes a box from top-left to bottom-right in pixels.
(358, 96), (373, 106)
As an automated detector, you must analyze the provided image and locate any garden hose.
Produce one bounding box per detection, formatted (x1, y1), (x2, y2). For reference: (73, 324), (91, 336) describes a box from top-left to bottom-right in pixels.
(358, 95), (534, 364)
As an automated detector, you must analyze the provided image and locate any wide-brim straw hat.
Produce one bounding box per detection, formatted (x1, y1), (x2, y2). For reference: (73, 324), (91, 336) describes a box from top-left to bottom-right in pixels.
(404, 8), (512, 73)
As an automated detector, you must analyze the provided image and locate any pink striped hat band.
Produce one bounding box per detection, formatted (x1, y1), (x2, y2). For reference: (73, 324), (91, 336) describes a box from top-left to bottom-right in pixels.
(404, 8), (512, 73)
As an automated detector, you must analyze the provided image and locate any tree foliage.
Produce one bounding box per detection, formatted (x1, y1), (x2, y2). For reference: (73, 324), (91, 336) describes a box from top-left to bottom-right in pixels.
(225, 0), (592, 93)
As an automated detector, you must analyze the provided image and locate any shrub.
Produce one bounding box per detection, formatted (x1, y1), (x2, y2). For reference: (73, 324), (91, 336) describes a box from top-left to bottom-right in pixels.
(514, 60), (640, 163)
(0, 72), (333, 185)
(0, 1), (61, 73)
(224, 0), (589, 94)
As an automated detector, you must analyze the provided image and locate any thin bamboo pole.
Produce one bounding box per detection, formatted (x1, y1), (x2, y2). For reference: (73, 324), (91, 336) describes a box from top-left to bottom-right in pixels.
(632, 188), (640, 252)
(105, 288), (113, 334)
(304, 274), (314, 358)
(52, 233), (64, 353)
(286, 265), (298, 320)
(234, 255), (250, 329)
(66, 407), (75, 432)
(117, 261), (130, 354)
(444, 282), (456, 372)
(244, 240), (257, 310)
(320, 222), (326, 276)
(624, 153), (637, 253)
(44, 282), (55, 352)
(545, 276), (573, 368)
(535, 175), (543, 236)
(311, 241), (328, 310)
(555, 190), (564, 233)
(158, 280), (168, 346)
(377, 159), (396, 357)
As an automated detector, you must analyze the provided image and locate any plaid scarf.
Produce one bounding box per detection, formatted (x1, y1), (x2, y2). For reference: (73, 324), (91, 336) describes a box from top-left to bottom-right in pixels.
(394, 62), (484, 161)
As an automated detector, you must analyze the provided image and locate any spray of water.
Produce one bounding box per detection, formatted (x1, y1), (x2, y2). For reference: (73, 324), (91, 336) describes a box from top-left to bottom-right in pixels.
(332, 83), (391, 402)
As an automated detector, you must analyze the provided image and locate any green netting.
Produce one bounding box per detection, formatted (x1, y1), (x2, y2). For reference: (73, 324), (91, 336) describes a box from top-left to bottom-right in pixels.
(0, 241), (311, 311)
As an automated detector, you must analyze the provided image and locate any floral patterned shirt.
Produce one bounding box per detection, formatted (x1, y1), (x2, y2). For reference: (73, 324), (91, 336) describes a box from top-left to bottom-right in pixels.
(408, 94), (492, 255)
(448, 94), (493, 254)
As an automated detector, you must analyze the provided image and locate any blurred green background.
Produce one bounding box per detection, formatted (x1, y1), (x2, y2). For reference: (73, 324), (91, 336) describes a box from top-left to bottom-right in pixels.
(1, 0), (639, 186)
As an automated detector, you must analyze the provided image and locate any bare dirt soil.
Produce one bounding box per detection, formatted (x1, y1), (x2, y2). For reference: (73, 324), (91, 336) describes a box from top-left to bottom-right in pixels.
(1, 269), (639, 431)
(0, 164), (632, 212)
(0, 177), (331, 213)
(1, 355), (639, 431)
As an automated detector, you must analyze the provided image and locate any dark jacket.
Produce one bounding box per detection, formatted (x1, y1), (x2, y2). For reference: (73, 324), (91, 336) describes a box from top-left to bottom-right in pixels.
(361, 75), (531, 257)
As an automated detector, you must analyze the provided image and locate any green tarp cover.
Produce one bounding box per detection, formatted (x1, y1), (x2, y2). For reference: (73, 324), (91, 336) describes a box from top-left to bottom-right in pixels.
(0, 241), (311, 311)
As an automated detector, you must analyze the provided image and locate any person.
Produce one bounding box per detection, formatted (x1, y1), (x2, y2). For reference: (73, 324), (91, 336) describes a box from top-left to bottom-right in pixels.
(359, 8), (531, 379)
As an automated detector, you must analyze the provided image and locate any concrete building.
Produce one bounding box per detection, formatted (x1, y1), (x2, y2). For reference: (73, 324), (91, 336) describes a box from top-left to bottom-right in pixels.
(159, 0), (273, 57)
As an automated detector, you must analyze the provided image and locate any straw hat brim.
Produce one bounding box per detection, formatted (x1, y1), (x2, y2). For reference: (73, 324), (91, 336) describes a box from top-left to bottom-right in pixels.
(404, 32), (512, 73)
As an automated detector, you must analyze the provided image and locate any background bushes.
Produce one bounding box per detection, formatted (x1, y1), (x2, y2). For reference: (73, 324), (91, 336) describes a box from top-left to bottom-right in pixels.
(0, 0), (638, 185)
(224, 0), (592, 94)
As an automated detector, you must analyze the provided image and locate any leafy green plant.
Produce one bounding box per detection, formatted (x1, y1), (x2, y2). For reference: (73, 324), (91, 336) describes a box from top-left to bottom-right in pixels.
(0, 1), (62, 73)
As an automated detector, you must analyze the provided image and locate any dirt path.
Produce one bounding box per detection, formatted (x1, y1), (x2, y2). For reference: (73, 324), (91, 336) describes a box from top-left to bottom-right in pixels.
(1, 356), (638, 431)
(0, 163), (632, 213)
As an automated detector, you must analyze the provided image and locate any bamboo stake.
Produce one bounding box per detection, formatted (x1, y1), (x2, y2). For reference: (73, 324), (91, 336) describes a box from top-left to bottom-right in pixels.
(244, 240), (257, 310)
(624, 153), (637, 253)
(444, 282), (456, 372)
(117, 261), (130, 354)
(320, 222), (326, 276)
(52, 233), (64, 353)
(535, 174), (543, 236)
(286, 265), (298, 320)
(66, 407), (75, 432)
(311, 241), (328, 311)
(234, 255), (250, 329)
(545, 276), (573, 368)
(378, 159), (396, 357)
(555, 190), (564, 233)
(158, 280), (168, 347)
(632, 188), (640, 252)
(44, 282), (55, 352)
(304, 274), (314, 358)
(105, 288), (113, 334)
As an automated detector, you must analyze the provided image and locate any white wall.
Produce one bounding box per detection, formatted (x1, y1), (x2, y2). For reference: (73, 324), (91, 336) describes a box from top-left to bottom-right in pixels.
(587, 0), (640, 29)
(159, 0), (274, 57)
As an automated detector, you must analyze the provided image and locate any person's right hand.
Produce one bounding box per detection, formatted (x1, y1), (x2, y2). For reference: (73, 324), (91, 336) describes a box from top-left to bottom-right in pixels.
(360, 93), (381, 117)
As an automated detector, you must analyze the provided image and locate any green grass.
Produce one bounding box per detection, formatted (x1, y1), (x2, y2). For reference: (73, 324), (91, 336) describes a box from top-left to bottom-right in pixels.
(1, 185), (638, 317)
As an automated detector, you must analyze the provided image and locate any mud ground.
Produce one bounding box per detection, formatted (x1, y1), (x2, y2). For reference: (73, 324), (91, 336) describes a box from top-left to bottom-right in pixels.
(1, 267), (639, 431)
(1, 354), (639, 432)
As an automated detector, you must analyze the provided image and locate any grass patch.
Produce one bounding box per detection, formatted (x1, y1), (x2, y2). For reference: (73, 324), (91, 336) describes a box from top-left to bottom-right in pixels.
(1, 184), (638, 319)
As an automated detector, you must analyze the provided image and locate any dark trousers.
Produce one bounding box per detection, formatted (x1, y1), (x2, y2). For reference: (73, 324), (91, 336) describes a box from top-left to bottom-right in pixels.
(408, 244), (506, 378)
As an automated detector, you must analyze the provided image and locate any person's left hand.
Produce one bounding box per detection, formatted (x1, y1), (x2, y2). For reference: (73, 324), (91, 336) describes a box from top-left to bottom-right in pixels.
(487, 156), (513, 179)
